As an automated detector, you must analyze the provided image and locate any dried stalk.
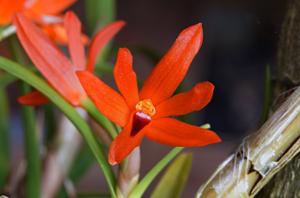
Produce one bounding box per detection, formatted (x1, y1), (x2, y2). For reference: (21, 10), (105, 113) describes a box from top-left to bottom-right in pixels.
(257, 0), (300, 196)
(196, 86), (300, 197)
(41, 109), (85, 198)
(116, 147), (140, 198)
(197, 0), (300, 196)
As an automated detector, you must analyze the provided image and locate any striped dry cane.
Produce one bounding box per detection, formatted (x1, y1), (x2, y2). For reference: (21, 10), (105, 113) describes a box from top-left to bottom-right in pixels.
(197, 0), (300, 197)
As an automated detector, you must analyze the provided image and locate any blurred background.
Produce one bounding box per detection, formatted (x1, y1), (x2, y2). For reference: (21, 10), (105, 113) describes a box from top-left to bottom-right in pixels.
(3, 0), (288, 197)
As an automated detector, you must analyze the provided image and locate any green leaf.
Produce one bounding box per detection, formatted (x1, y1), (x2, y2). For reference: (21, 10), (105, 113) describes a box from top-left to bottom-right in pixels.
(19, 83), (41, 198)
(150, 153), (193, 198)
(0, 73), (16, 88)
(85, 0), (116, 34)
(0, 88), (10, 188)
(129, 147), (184, 198)
(85, 0), (116, 72)
(0, 57), (116, 198)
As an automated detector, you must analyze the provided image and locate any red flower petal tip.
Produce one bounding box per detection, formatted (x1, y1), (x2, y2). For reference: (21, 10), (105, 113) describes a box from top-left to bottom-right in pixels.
(109, 154), (117, 166)
(18, 91), (49, 106)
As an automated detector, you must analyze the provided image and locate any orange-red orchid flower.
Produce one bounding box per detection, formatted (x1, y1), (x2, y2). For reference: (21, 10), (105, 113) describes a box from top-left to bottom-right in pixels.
(0, 0), (87, 44)
(13, 11), (125, 106)
(77, 23), (221, 165)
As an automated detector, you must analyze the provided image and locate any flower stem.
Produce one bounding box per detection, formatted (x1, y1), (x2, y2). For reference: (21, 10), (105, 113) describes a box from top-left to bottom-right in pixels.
(117, 148), (140, 198)
(0, 88), (10, 188)
(19, 83), (41, 198)
(129, 147), (184, 198)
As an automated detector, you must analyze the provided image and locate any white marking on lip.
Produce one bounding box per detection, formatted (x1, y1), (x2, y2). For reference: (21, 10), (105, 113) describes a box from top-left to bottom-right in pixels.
(136, 111), (151, 120)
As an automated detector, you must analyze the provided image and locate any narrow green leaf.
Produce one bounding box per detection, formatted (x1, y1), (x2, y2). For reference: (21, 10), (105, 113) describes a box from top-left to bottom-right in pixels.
(0, 88), (10, 188)
(150, 153), (193, 198)
(85, 0), (116, 34)
(0, 57), (116, 198)
(0, 73), (16, 88)
(94, 63), (114, 75)
(85, 0), (116, 72)
(129, 147), (184, 198)
(19, 83), (41, 198)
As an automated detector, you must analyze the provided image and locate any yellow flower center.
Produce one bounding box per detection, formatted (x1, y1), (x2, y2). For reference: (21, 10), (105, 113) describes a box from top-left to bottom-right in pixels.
(135, 99), (156, 117)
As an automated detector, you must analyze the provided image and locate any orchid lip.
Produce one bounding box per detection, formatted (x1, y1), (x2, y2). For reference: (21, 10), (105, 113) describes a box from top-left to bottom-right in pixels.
(131, 99), (156, 136)
(131, 111), (151, 136)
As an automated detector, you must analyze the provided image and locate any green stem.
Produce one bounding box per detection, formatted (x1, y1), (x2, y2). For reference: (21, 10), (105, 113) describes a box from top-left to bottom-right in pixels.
(85, 0), (116, 34)
(82, 98), (118, 139)
(95, 63), (114, 75)
(19, 83), (41, 198)
(85, 0), (116, 72)
(129, 147), (184, 198)
(0, 88), (10, 188)
(0, 73), (16, 88)
(0, 57), (117, 198)
(8, 35), (27, 64)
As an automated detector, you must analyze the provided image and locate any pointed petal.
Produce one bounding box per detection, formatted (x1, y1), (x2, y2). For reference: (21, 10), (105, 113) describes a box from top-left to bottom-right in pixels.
(13, 13), (85, 106)
(87, 21), (125, 72)
(140, 23), (203, 105)
(114, 48), (139, 109)
(109, 114), (148, 165)
(0, 0), (24, 25)
(18, 91), (49, 106)
(64, 11), (85, 70)
(77, 71), (130, 126)
(155, 81), (214, 118)
(42, 23), (89, 45)
(146, 118), (221, 146)
(27, 0), (76, 15)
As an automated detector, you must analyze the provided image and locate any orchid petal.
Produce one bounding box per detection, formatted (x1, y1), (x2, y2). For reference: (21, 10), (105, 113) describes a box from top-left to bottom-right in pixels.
(109, 114), (148, 165)
(64, 11), (85, 70)
(18, 91), (49, 106)
(87, 21), (125, 72)
(114, 48), (139, 109)
(0, 0), (24, 25)
(155, 81), (214, 118)
(77, 71), (130, 126)
(13, 13), (85, 106)
(42, 23), (89, 45)
(146, 118), (221, 146)
(140, 23), (203, 105)
(27, 0), (76, 15)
